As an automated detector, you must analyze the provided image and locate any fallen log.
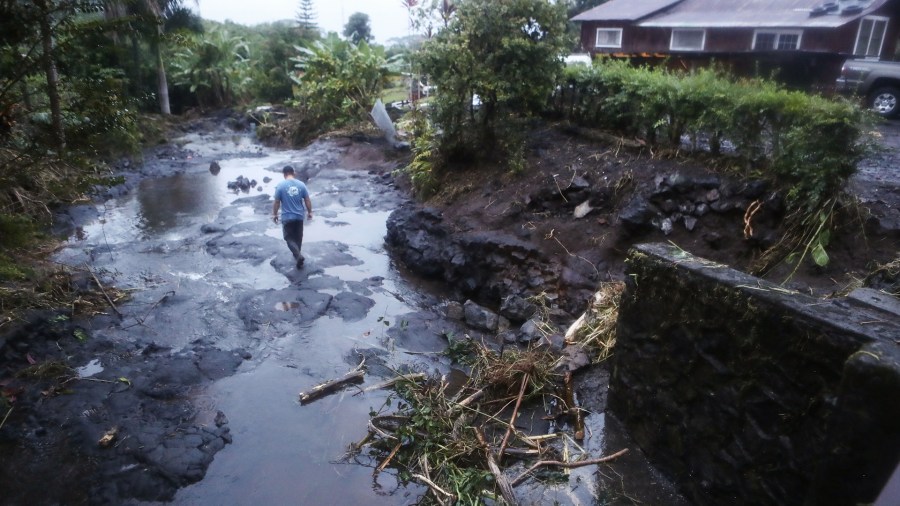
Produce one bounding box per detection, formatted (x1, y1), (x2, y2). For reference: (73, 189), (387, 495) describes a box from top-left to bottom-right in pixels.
(510, 448), (630, 486)
(299, 369), (365, 404)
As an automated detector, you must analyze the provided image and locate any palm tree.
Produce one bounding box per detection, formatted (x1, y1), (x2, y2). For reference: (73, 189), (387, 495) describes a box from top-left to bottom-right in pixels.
(104, 0), (198, 115)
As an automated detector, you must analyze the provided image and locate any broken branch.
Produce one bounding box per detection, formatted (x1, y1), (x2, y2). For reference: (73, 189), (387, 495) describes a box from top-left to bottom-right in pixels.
(510, 448), (630, 486)
(377, 440), (403, 472)
(299, 369), (365, 405)
(475, 428), (519, 506)
(498, 373), (529, 462)
(412, 473), (455, 503)
(564, 372), (585, 440)
(85, 264), (122, 319)
(356, 373), (426, 395)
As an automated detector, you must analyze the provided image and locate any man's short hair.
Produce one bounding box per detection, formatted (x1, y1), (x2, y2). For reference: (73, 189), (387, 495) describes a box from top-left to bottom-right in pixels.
(282, 165), (295, 175)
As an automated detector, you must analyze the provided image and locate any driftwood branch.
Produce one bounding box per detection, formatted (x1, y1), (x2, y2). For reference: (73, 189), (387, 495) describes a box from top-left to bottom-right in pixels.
(377, 440), (402, 472)
(564, 372), (585, 440)
(413, 473), (455, 504)
(299, 368), (365, 405)
(356, 373), (426, 395)
(0, 406), (12, 432)
(510, 448), (630, 486)
(453, 388), (485, 411)
(85, 264), (122, 319)
(498, 373), (529, 462)
(475, 428), (518, 506)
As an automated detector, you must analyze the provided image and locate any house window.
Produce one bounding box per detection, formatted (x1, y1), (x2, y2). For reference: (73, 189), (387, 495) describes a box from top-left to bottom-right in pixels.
(753, 30), (802, 50)
(670, 29), (705, 51)
(595, 28), (622, 48)
(854, 16), (888, 58)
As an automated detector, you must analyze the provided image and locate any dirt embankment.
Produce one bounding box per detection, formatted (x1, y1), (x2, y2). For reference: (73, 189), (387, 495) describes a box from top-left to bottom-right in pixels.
(387, 120), (900, 319)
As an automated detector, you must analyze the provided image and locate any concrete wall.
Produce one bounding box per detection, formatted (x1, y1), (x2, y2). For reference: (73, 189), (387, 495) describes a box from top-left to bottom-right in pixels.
(609, 243), (900, 505)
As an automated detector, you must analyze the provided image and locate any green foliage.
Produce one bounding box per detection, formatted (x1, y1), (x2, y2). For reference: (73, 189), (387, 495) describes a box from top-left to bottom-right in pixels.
(342, 12), (373, 45)
(0, 214), (36, 251)
(247, 22), (312, 103)
(170, 28), (253, 108)
(559, 60), (871, 211)
(296, 0), (319, 39)
(417, 0), (569, 165)
(398, 108), (440, 197)
(290, 35), (393, 127)
(558, 59), (872, 272)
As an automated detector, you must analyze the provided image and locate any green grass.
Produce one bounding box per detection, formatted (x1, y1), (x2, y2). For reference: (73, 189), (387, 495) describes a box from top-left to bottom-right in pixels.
(381, 85), (410, 105)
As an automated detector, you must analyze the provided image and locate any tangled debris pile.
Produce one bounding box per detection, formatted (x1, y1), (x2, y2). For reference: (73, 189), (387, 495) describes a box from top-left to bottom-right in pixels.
(347, 283), (626, 505)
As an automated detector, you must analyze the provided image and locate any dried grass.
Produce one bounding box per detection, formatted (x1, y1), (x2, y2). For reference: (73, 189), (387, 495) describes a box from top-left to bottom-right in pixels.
(566, 282), (625, 364)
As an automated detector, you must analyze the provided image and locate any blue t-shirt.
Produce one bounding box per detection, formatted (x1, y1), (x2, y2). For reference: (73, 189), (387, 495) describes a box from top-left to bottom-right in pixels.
(274, 178), (310, 222)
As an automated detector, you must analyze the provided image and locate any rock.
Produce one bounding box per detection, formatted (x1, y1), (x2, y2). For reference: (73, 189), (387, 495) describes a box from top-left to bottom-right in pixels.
(741, 180), (769, 199)
(518, 318), (544, 343)
(538, 333), (566, 352)
(209, 161), (221, 175)
(554, 344), (591, 373)
(684, 216), (698, 231)
(695, 203), (710, 216)
(573, 200), (593, 219)
(619, 197), (657, 233)
(659, 217), (674, 235)
(568, 175), (591, 192)
(660, 199), (678, 213)
(500, 330), (519, 344)
(442, 301), (465, 320)
(500, 295), (537, 322)
(706, 188), (720, 202)
(263, 176), (272, 183)
(463, 300), (499, 331)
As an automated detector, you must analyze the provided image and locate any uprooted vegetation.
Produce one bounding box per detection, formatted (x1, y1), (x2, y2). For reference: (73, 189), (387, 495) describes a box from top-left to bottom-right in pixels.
(349, 283), (625, 505)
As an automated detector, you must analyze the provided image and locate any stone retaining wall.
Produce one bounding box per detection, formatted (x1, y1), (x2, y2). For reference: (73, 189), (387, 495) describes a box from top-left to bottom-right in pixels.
(610, 243), (900, 505)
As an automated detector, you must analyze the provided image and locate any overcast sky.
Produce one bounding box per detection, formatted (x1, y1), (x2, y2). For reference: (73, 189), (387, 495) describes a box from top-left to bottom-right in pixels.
(197, 0), (413, 43)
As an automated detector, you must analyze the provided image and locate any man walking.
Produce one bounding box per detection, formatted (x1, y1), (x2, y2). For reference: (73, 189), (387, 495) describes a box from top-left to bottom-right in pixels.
(273, 165), (313, 268)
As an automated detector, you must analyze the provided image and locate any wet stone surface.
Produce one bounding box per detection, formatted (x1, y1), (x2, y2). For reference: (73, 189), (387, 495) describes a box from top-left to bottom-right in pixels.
(1, 120), (462, 504)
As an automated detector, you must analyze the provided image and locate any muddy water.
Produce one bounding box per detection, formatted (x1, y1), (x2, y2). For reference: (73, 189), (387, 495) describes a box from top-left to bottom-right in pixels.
(52, 128), (681, 505)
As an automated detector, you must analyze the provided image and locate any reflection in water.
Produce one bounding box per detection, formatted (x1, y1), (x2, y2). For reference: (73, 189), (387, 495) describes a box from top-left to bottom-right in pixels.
(136, 173), (222, 236)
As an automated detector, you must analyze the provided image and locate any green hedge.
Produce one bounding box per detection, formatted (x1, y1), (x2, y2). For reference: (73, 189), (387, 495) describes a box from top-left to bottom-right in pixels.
(555, 59), (871, 210)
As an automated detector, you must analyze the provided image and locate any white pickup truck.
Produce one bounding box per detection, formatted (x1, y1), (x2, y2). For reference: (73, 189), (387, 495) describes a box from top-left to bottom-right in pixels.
(836, 59), (900, 118)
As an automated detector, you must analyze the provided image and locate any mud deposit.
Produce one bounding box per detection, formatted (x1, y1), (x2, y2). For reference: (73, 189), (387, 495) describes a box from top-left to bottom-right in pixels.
(0, 117), (682, 505)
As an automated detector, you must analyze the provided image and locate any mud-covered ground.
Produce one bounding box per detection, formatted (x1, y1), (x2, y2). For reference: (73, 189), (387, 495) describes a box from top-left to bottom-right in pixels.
(422, 120), (899, 300)
(0, 111), (896, 506)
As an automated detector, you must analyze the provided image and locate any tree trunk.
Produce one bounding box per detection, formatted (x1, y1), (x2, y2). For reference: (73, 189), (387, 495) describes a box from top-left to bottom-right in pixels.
(152, 33), (171, 115)
(36, 0), (65, 150)
(130, 33), (142, 100)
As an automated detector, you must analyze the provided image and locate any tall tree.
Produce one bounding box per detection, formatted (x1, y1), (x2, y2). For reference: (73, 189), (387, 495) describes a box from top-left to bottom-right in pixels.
(418, 0), (569, 158)
(103, 0), (200, 115)
(34, 0), (66, 150)
(295, 0), (318, 38)
(342, 12), (372, 45)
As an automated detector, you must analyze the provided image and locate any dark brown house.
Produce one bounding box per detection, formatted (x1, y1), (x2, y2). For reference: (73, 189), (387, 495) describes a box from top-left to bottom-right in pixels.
(572, 0), (900, 87)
